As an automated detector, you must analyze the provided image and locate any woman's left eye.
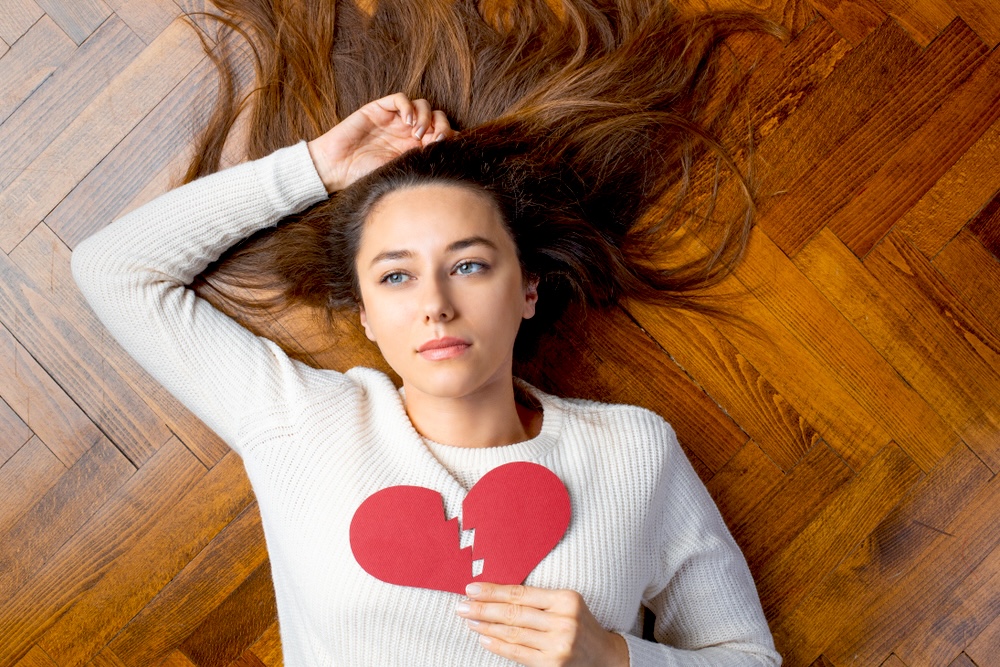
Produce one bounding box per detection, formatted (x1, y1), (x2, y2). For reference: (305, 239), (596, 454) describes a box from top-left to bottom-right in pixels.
(454, 261), (485, 275)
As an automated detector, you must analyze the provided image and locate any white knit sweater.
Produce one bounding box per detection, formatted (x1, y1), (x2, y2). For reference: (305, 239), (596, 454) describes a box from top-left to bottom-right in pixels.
(72, 142), (780, 667)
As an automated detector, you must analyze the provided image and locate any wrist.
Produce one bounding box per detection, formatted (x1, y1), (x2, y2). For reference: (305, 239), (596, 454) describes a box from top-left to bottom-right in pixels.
(607, 631), (630, 667)
(306, 138), (344, 193)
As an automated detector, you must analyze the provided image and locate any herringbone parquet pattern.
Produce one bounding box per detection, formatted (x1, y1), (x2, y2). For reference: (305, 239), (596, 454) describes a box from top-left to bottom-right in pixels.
(1, 0), (999, 665)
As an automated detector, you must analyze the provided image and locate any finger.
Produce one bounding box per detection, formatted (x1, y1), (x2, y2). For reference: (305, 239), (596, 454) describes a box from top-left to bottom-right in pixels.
(475, 634), (545, 667)
(457, 599), (553, 632)
(411, 98), (433, 139)
(466, 583), (559, 611)
(425, 109), (455, 144)
(465, 618), (551, 652)
(374, 92), (416, 127)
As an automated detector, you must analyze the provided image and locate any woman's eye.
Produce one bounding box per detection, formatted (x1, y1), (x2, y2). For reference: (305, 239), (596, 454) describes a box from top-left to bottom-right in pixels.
(381, 272), (409, 285)
(454, 261), (485, 275)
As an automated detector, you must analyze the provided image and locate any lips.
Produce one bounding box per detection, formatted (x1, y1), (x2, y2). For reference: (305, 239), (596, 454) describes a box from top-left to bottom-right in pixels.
(418, 337), (470, 360)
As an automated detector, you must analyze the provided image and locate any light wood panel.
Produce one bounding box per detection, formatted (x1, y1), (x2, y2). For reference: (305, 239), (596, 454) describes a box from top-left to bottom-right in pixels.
(1, 1), (999, 665)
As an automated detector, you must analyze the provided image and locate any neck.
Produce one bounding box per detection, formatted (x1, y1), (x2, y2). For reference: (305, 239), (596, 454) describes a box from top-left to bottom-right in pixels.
(402, 376), (542, 448)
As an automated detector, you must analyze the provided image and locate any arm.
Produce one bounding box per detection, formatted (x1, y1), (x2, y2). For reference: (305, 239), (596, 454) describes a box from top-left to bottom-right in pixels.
(621, 425), (781, 667)
(72, 94), (455, 447)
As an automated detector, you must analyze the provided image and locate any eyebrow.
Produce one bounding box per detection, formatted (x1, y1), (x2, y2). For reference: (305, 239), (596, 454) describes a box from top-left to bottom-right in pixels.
(368, 236), (499, 268)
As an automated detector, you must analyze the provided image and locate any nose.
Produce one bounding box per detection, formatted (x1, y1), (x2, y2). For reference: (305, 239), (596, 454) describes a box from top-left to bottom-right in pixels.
(421, 273), (454, 323)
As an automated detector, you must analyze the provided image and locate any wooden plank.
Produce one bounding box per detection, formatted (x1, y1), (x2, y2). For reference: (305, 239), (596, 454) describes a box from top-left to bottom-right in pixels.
(47, 57), (216, 247)
(154, 652), (197, 667)
(874, 0), (958, 46)
(706, 440), (785, 530)
(0, 251), (174, 465)
(0, 36), (7, 57)
(0, 438), (204, 667)
(179, 560), (278, 667)
(896, 118), (1000, 257)
(865, 230), (1000, 468)
(934, 230), (1000, 338)
(13, 223), (228, 470)
(0, 0), (44, 44)
(12, 646), (57, 667)
(966, 611), (1000, 667)
(37, 452), (254, 667)
(731, 442), (854, 574)
(0, 17), (204, 253)
(0, 438), (134, 609)
(892, 536), (1000, 665)
(103, 0), (180, 44)
(33, 0), (112, 45)
(771, 443), (993, 664)
(86, 647), (128, 667)
(729, 227), (959, 471)
(946, 0), (1000, 46)
(821, 469), (1000, 665)
(625, 299), (819, 471)
(0, 323), (104, 466)
(829, 43), (1000, 257)
(968, 190), (1000, 260)
(228, 651), (268, 667)
(805, 0), (886, 44)
(757, 444), (922, 621)
(750, 19), (921, 241)
(795, 229), (1000, 472)
(0, 396), (32, 464)
(110, 501), (267, 667)
(0, 16), (142, 193)
(948, 654), (979, 667)
(880, 655), (907, 667)
(523, 306), (748, 476)
(247, 623), (282, 667)
(760, 18), (988, 256)
(0, 16), (76, 125)
(0, 437), (64, 537)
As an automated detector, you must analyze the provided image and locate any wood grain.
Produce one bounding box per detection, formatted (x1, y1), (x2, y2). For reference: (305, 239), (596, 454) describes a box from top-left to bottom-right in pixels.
(896, 118), (1000, 257)
(0, 16), (75, 125)
(0, 17), (204, 252)
(3, 1), (1000, 665)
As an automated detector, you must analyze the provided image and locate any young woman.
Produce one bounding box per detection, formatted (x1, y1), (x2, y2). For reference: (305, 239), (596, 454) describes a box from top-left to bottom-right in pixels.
(73, 1), (783, 665)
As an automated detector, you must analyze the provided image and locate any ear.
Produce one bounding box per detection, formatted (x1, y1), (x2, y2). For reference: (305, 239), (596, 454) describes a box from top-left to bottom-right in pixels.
(522, 277), (539, 320)
(358, 303), (377, 342)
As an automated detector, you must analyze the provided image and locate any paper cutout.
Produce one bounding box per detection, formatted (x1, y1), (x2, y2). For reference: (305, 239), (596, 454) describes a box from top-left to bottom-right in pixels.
(349, 461), (571, 595)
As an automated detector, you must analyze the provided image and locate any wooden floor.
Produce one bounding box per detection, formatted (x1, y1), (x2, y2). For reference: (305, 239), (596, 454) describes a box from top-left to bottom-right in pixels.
(2, 0), (1000, 665)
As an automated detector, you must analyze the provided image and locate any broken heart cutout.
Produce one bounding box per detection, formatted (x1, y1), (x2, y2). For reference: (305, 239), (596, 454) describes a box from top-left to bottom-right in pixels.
(349, 461), (571, 595)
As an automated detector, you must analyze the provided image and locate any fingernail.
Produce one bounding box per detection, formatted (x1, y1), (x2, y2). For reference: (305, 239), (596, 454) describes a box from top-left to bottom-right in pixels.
(406, 114), (413, 126)
(480, 636), (493, 646)
(465, 618), (481, 628)
(466, 583), (482, 596)
(415, 126), (426, 139)
(435, 133), (445, 142)
(455, 601), (470, 615)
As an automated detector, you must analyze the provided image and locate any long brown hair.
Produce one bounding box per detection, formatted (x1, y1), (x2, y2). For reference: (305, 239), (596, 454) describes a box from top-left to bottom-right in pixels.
(184, 0), (784, 361)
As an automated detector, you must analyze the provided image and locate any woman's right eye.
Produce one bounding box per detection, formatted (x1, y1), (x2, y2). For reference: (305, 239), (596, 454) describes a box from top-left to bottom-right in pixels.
(381, 271), (410, 285)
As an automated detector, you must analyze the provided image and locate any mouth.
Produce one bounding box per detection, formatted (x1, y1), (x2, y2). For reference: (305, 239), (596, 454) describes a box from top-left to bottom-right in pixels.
(417, 337), (471, 360)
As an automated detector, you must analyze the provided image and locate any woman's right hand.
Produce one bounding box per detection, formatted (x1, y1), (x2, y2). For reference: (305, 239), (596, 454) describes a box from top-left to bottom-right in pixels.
(307, 92), (457, 193)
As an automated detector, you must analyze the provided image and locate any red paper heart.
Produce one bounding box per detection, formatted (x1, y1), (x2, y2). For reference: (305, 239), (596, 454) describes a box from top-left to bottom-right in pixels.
(349, 461), (571, 595)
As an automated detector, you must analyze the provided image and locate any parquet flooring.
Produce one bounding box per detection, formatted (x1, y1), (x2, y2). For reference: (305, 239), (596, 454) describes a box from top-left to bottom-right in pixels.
(1, 0), (999, 665)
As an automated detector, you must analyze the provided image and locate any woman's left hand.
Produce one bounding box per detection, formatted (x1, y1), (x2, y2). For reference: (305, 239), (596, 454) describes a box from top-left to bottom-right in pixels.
(456, 583), (630, 667)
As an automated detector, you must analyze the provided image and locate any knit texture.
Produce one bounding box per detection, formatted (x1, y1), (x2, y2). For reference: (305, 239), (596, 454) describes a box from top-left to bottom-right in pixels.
(72, 142), (781, 667)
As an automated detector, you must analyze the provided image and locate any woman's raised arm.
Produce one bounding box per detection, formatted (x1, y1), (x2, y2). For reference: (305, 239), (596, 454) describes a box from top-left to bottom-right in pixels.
(71, 94), (454, 448)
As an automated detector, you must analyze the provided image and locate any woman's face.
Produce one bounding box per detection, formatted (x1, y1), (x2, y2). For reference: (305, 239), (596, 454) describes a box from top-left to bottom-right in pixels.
(355, 183), (537, 402)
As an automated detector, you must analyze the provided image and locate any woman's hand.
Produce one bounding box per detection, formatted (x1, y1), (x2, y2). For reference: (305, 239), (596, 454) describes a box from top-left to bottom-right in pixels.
(455, 583), (630, 667)
(307, 92), (458, 193)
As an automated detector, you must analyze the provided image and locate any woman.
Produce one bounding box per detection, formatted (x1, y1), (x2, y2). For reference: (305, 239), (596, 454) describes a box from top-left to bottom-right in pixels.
(73, 1), (783, 665)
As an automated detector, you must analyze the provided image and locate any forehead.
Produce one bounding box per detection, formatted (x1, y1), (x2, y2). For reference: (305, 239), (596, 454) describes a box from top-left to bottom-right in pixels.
(359, 183), (510, 252)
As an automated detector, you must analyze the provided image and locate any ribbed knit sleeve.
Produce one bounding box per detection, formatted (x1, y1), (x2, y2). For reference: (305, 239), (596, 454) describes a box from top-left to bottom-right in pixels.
(71, 142), (332, 447)
(623, 419), (781, 666)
